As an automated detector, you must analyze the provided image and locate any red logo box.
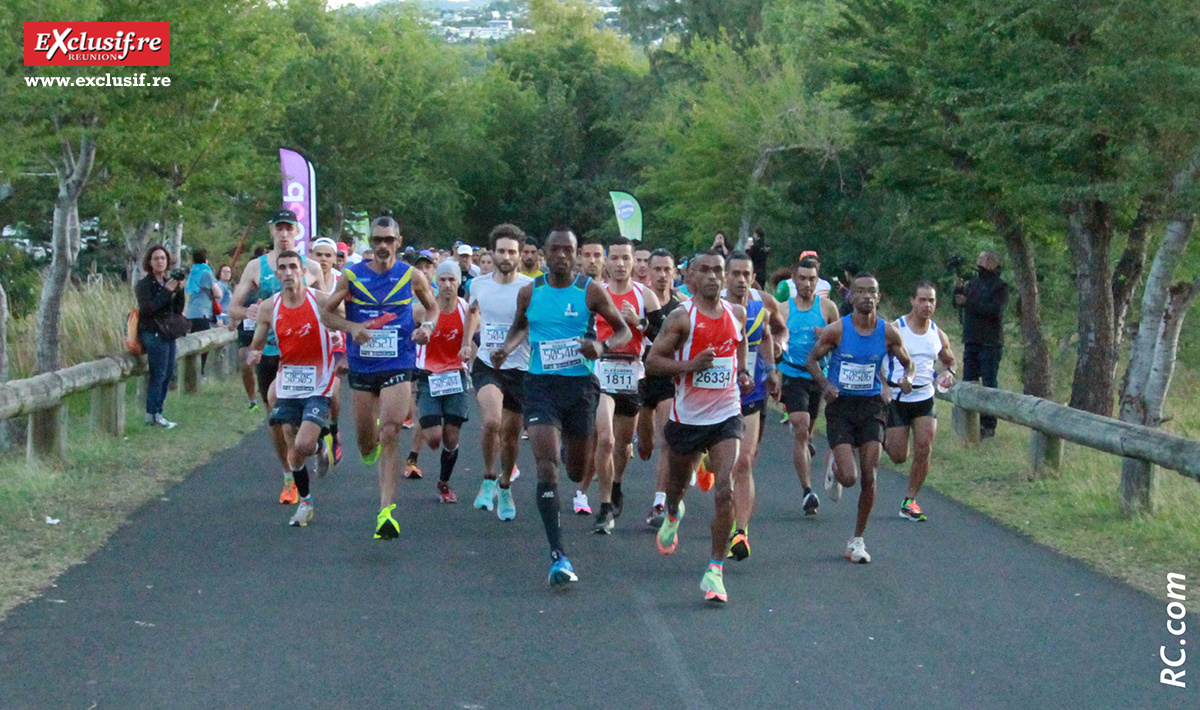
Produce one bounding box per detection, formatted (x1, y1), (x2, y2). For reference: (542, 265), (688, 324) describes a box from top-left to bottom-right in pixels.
(24, 22), (170, 67)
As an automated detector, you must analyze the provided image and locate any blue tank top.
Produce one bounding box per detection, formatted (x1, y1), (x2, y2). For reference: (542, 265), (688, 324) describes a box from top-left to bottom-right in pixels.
(343, 260), (417, 373)
(527, 274), (595, 377)
(742, 293), (768, 405)
(780, 295), (828, 379)
(827, 315), (887, 397)
(257, 253), (305, 357)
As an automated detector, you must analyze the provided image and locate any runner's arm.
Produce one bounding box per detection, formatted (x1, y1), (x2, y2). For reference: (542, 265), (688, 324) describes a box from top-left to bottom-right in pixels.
(318, 275), (367, 344)
(411, 270), (440, 344)
(227, 261), (259, 322)
(937, 328), (957, 375)
(885, 322), (915, 392)
(461, 303), (479, 362)
(733, 305), (753, 393)
(646, 309), (711, 376)
(587, 280), (631, 351)
(245, 297), (273, 364)
(806, 319), (843, 397)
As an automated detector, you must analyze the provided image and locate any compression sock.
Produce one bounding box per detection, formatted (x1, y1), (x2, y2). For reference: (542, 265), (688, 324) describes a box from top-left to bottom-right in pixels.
(536, 480), (563, 552)
(407, 450), (419, 466)
(803, 487), (812, 496)
(440, 446), (459, 482)
(292, 465), (310, 498)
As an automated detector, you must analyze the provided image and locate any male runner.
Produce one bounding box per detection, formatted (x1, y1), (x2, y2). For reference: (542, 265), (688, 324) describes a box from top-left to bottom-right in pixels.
(722, 252), (784, 560)
(637, 249), (683, 526)
(492, 228), (630, 585)
(229, 209), (323, 504)
(883, 281), (956, 522)
(309, 236), (344, 465)
(806, 272), (914, 563)
(519, 237), (543, 278)
(246, 251), (336, 527)
(319, 214), (439, 539)
(778, 257), (841, 514)
(570, 236), (608, 514)
(467, 224), (535, 520)
(591, 236), (661, 533)
(414, 260), (473, 504)
(646, 250), (751, 603)
(633, 246), (652, 287)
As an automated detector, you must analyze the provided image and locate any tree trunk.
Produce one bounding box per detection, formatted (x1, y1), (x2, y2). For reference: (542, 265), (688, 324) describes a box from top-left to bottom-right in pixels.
(34, 136), (97, 374)
(123, 219), (155, 287)
(1144, 276), (1200, 426)
(167, 217), (183, 266)
(990, 208), (1052, 398)
(1111, 196), (1155, 349)
(737, 148), (774, 251)
(0, 280), (13, 451)
(1066, 199), (1116, 416)
(331, 202), (345, 241)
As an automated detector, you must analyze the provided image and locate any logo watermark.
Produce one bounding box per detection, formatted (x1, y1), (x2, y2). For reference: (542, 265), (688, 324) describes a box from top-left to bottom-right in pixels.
(24, 22), (170, 67)
(1161, 573), (1187, 689)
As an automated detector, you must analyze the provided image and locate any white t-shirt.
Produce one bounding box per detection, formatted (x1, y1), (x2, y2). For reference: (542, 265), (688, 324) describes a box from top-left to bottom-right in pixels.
(469, 272), (534, 370)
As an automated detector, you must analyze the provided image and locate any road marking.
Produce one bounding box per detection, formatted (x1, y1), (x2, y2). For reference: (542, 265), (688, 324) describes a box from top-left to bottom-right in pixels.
(632, 587), (709, 710)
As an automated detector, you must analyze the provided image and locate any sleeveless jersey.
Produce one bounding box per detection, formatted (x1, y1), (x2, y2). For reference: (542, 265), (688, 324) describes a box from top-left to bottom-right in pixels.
(595, 281), (647, 393)
(469, 272), (534, 370)
(827, 315), (887, 398)
(669, 301), (742, 426)
(780, 295), (829, 379)
(257, 252), (307, 357)
(416, 297), (469, 374)
(342, 261), (418, 373)
(888, 316), (941, 403)
(270, 288), (335, 400)
(527, 274), (595, 377)
(741, 291), (768, 405)
(596, 281), (647, 355)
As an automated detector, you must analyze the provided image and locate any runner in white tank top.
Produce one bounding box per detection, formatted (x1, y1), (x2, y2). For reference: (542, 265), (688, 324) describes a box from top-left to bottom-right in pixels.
(646, 251), (751, 603)
(882, 281), (956, 522)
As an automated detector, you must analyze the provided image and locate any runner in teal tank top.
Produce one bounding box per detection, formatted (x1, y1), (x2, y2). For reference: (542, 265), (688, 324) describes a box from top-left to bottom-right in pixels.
(492, 228), (631, 587)
(777, 256), (841, 516)
(806, 272), (914, 565)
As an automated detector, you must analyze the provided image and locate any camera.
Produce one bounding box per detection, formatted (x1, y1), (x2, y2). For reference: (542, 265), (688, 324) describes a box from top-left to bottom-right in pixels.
(169, 268), (187, 282)
(945, 253), (965, 275)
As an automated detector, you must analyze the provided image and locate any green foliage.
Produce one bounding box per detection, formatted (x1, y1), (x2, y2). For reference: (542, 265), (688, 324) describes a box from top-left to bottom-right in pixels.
(0, 245), (41, 319)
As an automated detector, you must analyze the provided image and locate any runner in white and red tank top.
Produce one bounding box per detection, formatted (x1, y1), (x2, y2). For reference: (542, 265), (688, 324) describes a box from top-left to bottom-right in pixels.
(590, 237), (662, 534)
(413, 261), (474, 504)
(309, 236), (345, 466)
(646, 251), (752, 604)
(247, 251), (338, 529)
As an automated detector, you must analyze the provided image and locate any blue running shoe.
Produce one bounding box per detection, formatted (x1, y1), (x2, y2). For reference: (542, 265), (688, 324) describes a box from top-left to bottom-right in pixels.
(496, 486), (516, 521)
(548, 552), (578, 586)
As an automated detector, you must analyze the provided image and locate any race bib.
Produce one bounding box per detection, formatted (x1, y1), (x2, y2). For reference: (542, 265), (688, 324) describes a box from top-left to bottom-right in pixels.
(360, 329), (399, 359)
(596, 359), (639, 394)
(428, 370), (464, 397)
(278, 365), (317, 397)
(482, 322), (510, 350)
(838, 361), (876, 391)
(539, 337), (585, 371)
(242, 318), (256, 331)
(694, 356), (734, 390)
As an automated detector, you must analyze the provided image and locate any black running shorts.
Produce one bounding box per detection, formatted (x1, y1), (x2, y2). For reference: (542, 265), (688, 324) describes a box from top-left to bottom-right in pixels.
(887, 396), (935, 428)
(664, 414), (744, 456)
(347, 368), (413, 393)
(781, 374), (822, 420)
(825, 395), (886, 449)
(471, 359), (526, 413)
(638, 374), (674, 410)
(524, 373), (599, 440)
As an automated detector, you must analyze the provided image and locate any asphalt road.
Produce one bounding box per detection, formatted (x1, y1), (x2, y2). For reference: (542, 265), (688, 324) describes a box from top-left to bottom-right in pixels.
(0, 402), (1194, 709)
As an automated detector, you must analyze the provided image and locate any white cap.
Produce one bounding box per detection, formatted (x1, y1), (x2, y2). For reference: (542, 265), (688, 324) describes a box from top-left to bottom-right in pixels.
(456, 244), (472, 255)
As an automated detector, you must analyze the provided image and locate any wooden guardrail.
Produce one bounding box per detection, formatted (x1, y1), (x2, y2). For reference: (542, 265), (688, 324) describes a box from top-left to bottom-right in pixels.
(0, 328), (239, 462)
(937, 382), (1200, 510)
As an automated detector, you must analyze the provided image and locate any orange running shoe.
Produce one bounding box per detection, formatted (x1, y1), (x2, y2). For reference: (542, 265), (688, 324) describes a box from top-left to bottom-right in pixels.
(279, 481), (299, 505)
(405, 462), (423, 479)
(696, 457), (714, 492)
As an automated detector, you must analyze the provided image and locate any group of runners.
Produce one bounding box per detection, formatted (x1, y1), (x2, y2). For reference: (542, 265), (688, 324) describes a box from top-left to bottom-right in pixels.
(227, 209), (958, 603)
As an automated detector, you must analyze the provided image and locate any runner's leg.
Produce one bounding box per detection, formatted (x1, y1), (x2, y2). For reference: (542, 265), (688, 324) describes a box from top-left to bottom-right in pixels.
(706, 437), (740, 561)
(906, 416), (936, 500)
(376, 382), (410, 510)
(855, 442), (881, 538)
(733, 411), (761, 530)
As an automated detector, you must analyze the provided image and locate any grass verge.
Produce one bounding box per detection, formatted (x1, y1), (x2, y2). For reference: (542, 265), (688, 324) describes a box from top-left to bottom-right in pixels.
(0, 375), (262, 620)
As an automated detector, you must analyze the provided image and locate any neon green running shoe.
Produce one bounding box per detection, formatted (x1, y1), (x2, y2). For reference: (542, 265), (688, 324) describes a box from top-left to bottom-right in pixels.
(656, 500), (684, 554)
(701, 564), (728, 603)
(374, 504), (399, 539)
(362, 443), (382, 465)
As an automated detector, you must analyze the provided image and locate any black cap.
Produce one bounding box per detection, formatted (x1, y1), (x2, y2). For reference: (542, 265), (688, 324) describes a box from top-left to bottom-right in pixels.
(269, 209), (299, 225)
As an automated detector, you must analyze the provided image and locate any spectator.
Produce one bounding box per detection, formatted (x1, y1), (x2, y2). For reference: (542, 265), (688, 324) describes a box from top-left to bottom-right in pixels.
(136, 246), (187, 429)
(216, 264), (234, 326)
(184, 248), (222, 375)
(456, 244), (481, 279)
(335, 242), (349, 270)
(746, 227), (771, 288)
(954, 250), (1009, 438)
(711, 231), (730, 256)
(478, 250), (494, 276)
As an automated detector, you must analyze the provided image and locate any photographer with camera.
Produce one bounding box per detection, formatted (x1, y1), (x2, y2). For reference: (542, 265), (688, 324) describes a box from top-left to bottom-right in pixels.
(136, 245), (188, 429)
(953, 250), (1008, 438)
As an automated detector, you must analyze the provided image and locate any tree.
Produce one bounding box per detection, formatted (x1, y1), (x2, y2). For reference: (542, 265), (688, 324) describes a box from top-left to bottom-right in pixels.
(618, 0), (765, 49)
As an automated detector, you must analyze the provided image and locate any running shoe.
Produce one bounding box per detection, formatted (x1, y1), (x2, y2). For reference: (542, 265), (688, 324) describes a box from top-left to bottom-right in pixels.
(728, 530), (751, 561)
(474, 478), (497, 511)
(646, 503), (666, 528)
(362, 443), (381, 465)
(548, 552), (578, 586)
(701, 564), (728, 603)
(808, 442), (816, 459)
(591, 505), (615, 535)
(374, 504), (400, 539)
(315, 440), (330, 478)
(900, 498), (927, 522)
(521, 429), (529, 440)
(573, 491), (591, 515)
(510, 466), (521, 483)
(778, 410), (789, 425)
(279, 481), (299, 505)
(803, 491), (820, 516)
(496, 486), (516, 521)
(153, 414), (177, 429)
(404, 462), (422, 479)
(322, 432), (335, 469)
(437, 481), (457, 504)
(289, 501), (314, 527)
(248, 400), (260, 412)
(823, 452), (842, 502)
(333, 432), (343, 465)
(656, 501), (685, 554)
(402, 417), (414, 429)
(696, 459), (714, 492)
(845, 536), (871, 564)
(611, 485), (624, 518)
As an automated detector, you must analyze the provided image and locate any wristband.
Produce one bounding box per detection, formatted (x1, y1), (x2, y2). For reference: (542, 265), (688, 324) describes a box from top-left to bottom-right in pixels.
(420, 321), (435, 330)
(761, 362), (776, 374)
